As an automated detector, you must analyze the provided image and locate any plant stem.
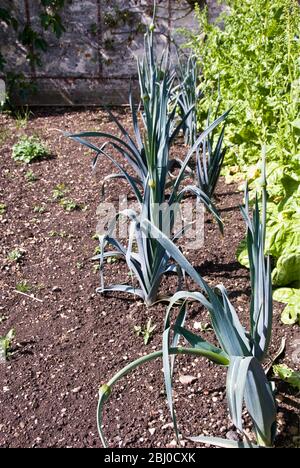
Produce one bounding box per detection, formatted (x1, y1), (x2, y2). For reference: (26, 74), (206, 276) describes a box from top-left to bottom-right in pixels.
(97, 346), (229, 447)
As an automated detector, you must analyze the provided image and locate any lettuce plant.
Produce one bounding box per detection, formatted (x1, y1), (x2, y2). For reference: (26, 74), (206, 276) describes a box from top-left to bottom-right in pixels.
(97, 161), (277, 448)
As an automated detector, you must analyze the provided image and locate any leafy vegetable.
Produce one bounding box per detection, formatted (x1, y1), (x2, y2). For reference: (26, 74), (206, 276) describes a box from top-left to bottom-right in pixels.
(273, 288), (300, 325)
(273, 364), (300, 390)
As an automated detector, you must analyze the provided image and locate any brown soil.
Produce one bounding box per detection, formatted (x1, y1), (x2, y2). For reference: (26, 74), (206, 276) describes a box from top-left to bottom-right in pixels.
(0, 108), (299, 449)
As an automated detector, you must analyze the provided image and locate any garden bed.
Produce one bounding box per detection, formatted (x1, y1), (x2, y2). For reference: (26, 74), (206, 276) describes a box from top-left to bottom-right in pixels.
(0, 108), (299, 448)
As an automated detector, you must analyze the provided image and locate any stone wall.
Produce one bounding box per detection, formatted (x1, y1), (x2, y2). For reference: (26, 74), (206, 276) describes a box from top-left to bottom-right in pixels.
(0, 0), (223, 106)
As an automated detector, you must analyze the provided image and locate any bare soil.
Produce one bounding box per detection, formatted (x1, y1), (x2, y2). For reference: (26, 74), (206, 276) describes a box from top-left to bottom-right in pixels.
(0, 108), (299, 448)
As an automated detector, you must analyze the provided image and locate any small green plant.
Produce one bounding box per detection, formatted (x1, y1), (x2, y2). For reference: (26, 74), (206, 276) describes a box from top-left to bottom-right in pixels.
(7, 248), (25, 263)
(273, 364), (300, 391)
(134, 318), (157, 345)
(59, 199), (80, 212)
(33, 205), (47, 214)
(13, 107), (33, 129)
(0, 329), (15, 361)
(94, 246), (101, 256)
(0, 203), (6, 216)
(48, 230), (68, 238)
(12, 136), (50, 164)
(52, 183), (68, 200)
(25, 170), (38, 182)
(15, 281), (31, 293)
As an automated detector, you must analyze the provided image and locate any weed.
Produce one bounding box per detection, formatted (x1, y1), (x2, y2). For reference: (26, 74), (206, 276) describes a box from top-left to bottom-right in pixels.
(0, 329), (15, 361)
(12, 135), (50, 164)
(59, 199), (81, 212)
(48, 230), (68, 238)
(52, 183), (68, 200)
(25, 170), (38, 182)
(13, 107), (33, 129)
(15, 281), (31, 293)
(7, 249), (25, 263)
(0, 203), (6, 216)
(33, 205), (47, 214)
(134, 318), (157, 345)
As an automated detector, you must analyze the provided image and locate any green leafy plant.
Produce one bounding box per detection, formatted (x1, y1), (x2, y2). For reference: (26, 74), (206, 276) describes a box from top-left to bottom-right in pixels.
(25, 170), (38, 182)
(15, 281), (31, 293)
(59, 199), (81, 212)
(134, 318), (157, 345)
(0, 203), (6, 216)
(12, 136), (50, 164)
(68, 23), (227, 306)
(7, 249), (25, 263)
(97, 159), (277, 448)
(185, 0), (300, 168)
(237, 160), (300, 325)
(0, 329), (15, 361)
(193, 0), (300, 324)
(48, 230), (68, 238)
(273, 364), (300, 391)
(52, 183), (68, 200)
(273, 288), (300, 326)
(33, 205), (47, 214)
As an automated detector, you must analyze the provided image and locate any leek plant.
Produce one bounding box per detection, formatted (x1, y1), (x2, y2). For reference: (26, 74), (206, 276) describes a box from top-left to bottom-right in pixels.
(97, 159), (277, 448)
(175, 54), (227, 198)
(176, 54), (202, 147)
(67, 25), (229, 306)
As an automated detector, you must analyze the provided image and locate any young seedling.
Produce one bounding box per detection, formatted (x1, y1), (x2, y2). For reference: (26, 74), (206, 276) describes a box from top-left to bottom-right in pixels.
(14, 107), (32, 129)
(0, 203), (6, 216)
(12, 136), (50, 164)
(0, 329), (15, 362)
(33, 205), (47, 214)
(94, 246), (101, 256)
(48, 230), (68, 238)
(52, 183), (69, 200)
(15, 281), (31, 293)
(59, 199), (81, 212)
(134, 318), (157, 345)
(25, 170), (38, 183)
(7, 248), (25, 263)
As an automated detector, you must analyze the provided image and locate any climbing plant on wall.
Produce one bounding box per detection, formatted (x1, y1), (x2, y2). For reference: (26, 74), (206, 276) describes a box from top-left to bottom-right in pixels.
(0, 0), (70, 107)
